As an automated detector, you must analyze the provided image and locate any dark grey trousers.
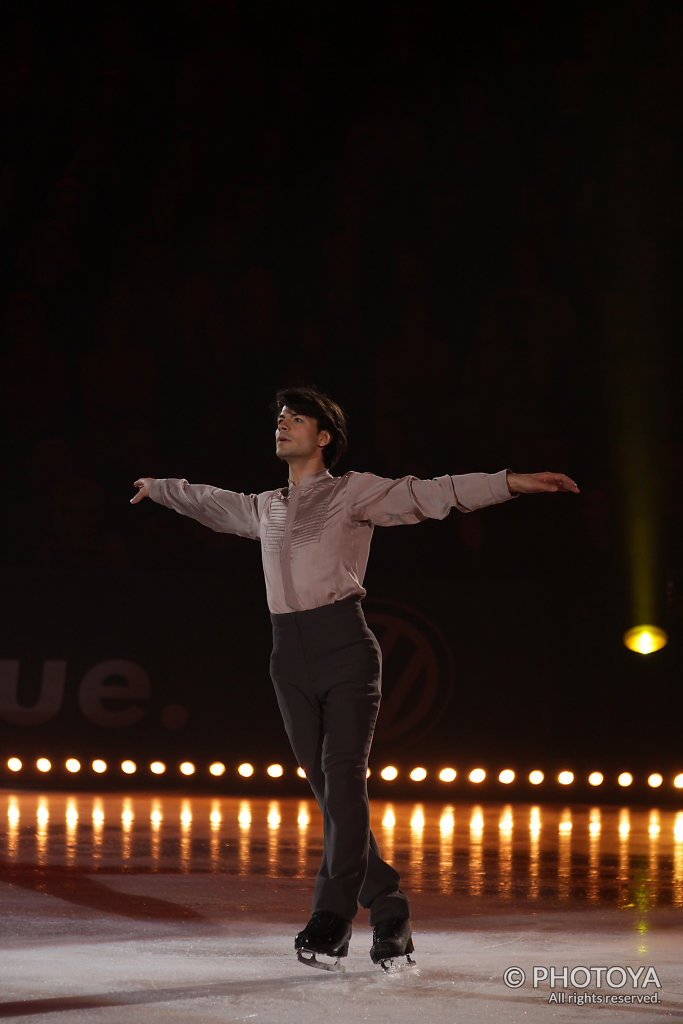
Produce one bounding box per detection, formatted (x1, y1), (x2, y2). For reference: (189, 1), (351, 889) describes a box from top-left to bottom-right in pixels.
(270, 597), (410, 925)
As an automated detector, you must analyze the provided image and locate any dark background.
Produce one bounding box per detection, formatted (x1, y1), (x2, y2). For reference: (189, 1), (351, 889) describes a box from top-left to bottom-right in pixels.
(1, 1), (681, 782)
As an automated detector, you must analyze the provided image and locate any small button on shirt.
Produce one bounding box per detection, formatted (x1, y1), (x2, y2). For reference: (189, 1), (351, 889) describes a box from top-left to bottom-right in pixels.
(149, 468), (514, 614)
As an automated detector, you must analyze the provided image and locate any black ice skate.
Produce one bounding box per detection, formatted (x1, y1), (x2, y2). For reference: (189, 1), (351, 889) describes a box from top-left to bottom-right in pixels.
(295, 911), (352, 972)
(370, 917), (416, 972)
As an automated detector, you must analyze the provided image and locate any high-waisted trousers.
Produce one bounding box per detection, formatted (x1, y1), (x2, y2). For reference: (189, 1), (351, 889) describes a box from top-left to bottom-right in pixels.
(270, 597), (410, 925)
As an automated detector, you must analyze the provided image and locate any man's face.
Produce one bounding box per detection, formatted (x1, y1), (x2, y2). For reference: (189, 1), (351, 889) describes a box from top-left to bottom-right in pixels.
(275, 406), (329, 463)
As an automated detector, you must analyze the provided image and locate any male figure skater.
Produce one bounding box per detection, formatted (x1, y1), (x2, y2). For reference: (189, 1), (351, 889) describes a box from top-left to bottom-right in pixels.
(131, 386), (579, 970)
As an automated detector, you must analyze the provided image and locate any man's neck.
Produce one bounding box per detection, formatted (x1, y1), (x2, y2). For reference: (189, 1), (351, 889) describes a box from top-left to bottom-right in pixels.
(286, 455), (327, 486)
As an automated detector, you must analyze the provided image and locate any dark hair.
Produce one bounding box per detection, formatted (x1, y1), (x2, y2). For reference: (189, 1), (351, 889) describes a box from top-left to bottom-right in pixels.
(273, 386), (348, 469)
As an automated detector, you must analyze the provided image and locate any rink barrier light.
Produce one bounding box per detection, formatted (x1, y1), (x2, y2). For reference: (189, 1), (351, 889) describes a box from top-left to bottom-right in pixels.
(4, 758), (683, 794)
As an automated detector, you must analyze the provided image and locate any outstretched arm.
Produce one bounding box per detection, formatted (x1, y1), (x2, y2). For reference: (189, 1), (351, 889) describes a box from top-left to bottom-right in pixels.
(506, 471), (579, 495)
(130, 476), (264, 539)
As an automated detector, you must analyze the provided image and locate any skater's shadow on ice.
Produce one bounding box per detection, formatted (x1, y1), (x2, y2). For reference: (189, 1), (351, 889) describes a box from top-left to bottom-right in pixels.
(0, 969), (385, 1019)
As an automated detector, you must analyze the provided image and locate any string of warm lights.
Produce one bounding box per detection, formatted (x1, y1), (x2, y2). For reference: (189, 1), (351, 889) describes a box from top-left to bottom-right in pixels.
(3, 757), (683, 790)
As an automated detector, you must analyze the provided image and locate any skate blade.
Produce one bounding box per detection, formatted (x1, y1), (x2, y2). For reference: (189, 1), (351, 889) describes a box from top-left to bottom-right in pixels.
(296, 949), (346, 973)
(380, 953), (417, 973)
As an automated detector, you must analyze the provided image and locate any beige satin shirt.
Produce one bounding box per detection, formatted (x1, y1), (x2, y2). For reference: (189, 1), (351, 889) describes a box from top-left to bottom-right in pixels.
(150, 469), (513, 614)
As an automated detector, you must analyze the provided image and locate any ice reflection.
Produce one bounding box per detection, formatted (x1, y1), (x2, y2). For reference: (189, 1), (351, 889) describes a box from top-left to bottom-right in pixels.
(618, 808), (631, 906)
(528, 808), (540, 901)
(468, 805), (484, 898)
(121, 798), (134, 865)
(674, 819), (683, 907)
(297, 801), (310, 878)
(498, 806), (513, 900)
(267, 801), (280, 877)
(439, 807), (454, 896)
(238, 799), (251, 876)
(380, 803), (395, 868)
(151, 799), (162, 870)
(588, 808), (601, 902)
(7, 797), (20, 860)
(409, 804), (424, 890)
(180, 799), (192, 873)
(210, 800), (222, 874)
(558, 809), (572, 900)
(36, 797), (49, 866)
(92, 798), (104, 867)
(1, 795), (683, 909)
(65, 798), (78, 866)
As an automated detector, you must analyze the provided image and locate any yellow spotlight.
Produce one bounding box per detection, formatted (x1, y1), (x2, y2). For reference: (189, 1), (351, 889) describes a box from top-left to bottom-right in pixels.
(529, 807), (541, 835)
(380, 766), (398, 781)
(673, 774), (683, 789)
(179, 762), (195, 776)
(209, 762), (226, 777)
(267, 803), (281, 828)
(65, 758), (81, 774)
(648, 773), (663, 788)
(238, 803), (251, 827)
(121, 760), (137, 775)
(7, 757), (22, 772)
(297, 766), (306, 779)
(36, 758), (51, 773)
(558, 771), (574, 785)
(267, 764), (284, 778)
(151, 809), (162, 824)
(498, 769), (515, 785)
(92, 759), (107, 774)
(623, 625), (668, 654)
(618, 772), (633, 787)
(588, 772), (604, 787)
(529, 770), (544, 785)
(439, 768), (456, 783)
(410, 767), (427, 782)
(559, 819), (572, 834)
(469, 768), (486, 784)
(238, 763), (254, 778)
(150, 761), (166, 775)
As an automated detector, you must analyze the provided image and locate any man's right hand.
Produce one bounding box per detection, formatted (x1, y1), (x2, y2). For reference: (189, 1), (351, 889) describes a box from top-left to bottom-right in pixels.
(131, 478), (156, 504)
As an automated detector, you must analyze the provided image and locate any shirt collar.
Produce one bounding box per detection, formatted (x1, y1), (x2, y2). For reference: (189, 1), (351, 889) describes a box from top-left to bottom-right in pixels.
(287, 468), (333, 491)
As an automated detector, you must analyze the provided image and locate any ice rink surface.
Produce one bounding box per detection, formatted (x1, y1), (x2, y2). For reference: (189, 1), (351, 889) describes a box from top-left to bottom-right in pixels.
(2, 792), (683, 1024)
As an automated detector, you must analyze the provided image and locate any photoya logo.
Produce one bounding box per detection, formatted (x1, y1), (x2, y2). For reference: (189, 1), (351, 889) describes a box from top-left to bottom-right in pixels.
(503, 964), (662, 992)
(0, 660), (188, 730)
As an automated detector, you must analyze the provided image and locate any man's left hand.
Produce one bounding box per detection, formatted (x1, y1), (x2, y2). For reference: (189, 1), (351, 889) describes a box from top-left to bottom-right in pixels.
(506, 471), (580, 495)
